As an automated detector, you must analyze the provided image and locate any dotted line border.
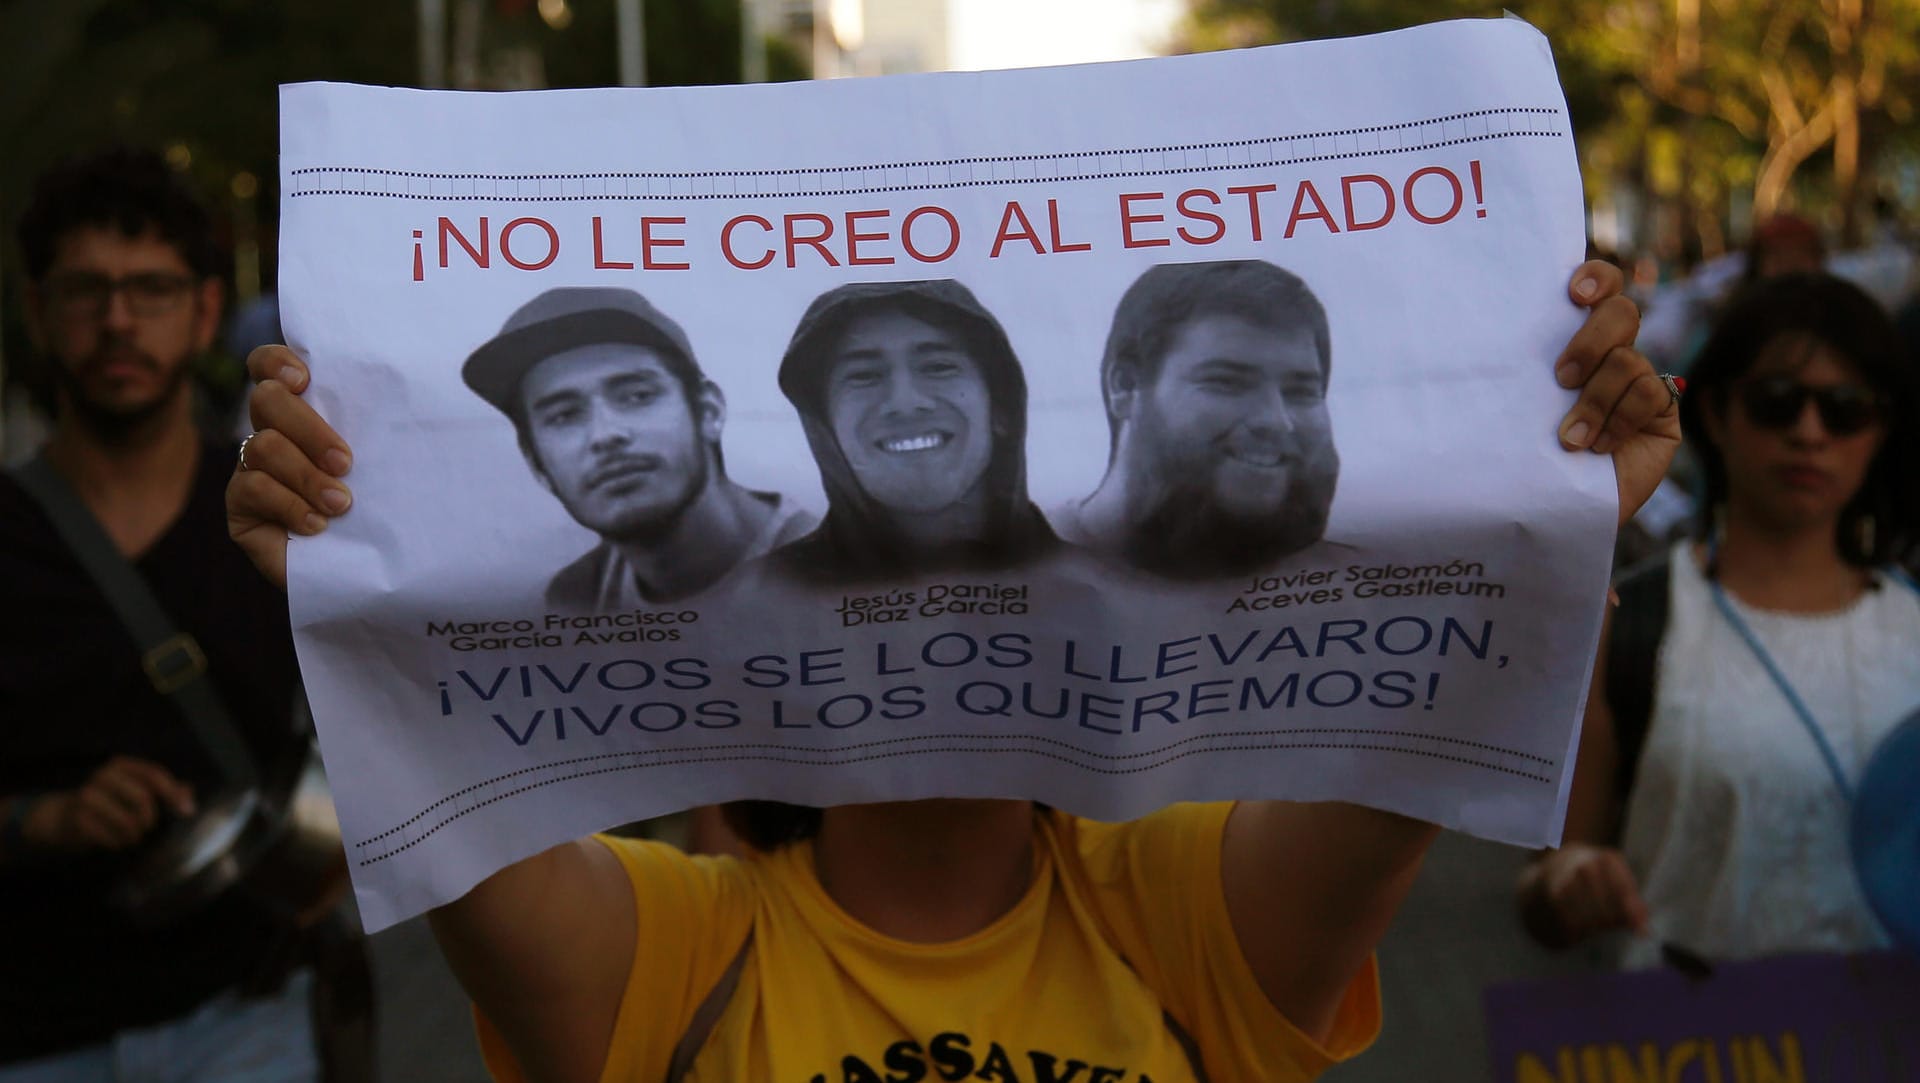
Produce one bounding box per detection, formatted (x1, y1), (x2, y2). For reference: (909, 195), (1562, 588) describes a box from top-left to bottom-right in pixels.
(357, 739), (1551, 864)
(354, 727), (1557, 858)
(290, 106), (1562, 184)
(355, 725), (1553, 848)
(292, 130), (1560, 204)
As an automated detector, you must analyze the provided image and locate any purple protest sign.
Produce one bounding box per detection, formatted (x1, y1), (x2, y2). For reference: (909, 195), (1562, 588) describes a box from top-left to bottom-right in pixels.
(1483, 952), (1920, 1083)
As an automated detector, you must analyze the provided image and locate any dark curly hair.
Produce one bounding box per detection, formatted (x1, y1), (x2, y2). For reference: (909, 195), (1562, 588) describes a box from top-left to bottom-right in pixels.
(16, 146), (221, 282)
(1680, 271), (1919, 568)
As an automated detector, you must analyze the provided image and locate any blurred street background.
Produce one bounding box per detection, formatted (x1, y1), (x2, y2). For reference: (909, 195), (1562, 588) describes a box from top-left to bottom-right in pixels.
(4, 2), (1916, 1080)
(8, 0), (1916, 455)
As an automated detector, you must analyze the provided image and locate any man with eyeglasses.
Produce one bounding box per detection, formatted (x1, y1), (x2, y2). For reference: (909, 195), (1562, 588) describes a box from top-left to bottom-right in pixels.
(0, 148), (324, 1080)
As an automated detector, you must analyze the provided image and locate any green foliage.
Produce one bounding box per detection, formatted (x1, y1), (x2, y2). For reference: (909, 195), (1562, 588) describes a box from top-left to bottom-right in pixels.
(0, 0), (796, 393)
(538, 0), (804, 87)
(0, 0), (417, 397)
(1176, 0), (1920, 254)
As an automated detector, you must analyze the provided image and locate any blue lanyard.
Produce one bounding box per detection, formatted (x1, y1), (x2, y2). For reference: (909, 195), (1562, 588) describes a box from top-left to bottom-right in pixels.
(1703, 554), (1920, 806)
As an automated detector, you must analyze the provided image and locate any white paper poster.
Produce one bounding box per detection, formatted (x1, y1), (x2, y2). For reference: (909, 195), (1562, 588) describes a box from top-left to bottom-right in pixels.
(278, 17), (1613, 930)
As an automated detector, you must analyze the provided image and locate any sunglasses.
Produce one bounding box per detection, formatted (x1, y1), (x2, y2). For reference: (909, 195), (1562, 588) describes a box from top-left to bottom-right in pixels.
(1736, 376), (1882, 437)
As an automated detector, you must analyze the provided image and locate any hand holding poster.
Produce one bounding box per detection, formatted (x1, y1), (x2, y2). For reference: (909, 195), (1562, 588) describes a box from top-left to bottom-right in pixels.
(276, 17), (1625, 929)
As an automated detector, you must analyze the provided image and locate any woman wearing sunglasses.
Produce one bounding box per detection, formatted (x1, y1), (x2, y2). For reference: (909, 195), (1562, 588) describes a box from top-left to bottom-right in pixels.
(1519, 271), (1920, 967)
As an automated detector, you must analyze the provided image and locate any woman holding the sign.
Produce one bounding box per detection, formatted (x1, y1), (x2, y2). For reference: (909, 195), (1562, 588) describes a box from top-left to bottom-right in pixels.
(1519, 272), (1920, 966)
(228, 260), (1674, 1083)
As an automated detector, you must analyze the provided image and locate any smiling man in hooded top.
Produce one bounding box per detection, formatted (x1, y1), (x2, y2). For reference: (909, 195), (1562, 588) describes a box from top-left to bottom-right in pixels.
(765, 279), (1059, 585)
(463, 286), (814, 609)
(1055, 259), (1341, 580)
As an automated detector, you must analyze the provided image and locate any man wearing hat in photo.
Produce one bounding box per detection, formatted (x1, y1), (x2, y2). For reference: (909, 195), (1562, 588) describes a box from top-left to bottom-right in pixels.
(463, 287), (814, 609)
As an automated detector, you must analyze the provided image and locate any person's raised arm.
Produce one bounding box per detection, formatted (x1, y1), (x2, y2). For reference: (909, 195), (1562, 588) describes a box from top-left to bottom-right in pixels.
(1220, 259), (1679, 1040)
(1514, 609), (1650, 949)
(226, 346), (354, 589)
(227, 346), (637, 1082)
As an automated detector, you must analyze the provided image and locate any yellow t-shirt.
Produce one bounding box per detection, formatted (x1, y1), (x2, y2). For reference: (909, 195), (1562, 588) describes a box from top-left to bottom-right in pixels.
(481, 803), (1379, 1082)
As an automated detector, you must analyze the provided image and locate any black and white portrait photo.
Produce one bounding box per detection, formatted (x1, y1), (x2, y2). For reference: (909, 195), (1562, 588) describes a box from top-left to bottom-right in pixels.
(1054, 259), (1341, 579)
(762, 279), (1059, 585)
(461, 286), (814, 608)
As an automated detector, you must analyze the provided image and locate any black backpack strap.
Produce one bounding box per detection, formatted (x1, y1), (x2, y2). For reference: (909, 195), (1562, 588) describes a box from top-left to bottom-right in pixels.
(8, 454), (258, 788)
(1082, 898), (1213, 1082)
(665, 930), (753, 1083)
(1605, 555), (1674, 808)
(1157, 1007), (1213, 1083)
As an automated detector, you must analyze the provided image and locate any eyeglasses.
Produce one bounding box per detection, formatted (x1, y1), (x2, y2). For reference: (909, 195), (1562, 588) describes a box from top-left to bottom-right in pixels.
(1736, 375), (1883, 437)
(44, 271), (197, 321)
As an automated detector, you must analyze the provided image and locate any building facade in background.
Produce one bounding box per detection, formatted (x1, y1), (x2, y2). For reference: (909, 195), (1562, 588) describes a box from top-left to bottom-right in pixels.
(856, 0), (949, 74)
(750, 0), (950, 78)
